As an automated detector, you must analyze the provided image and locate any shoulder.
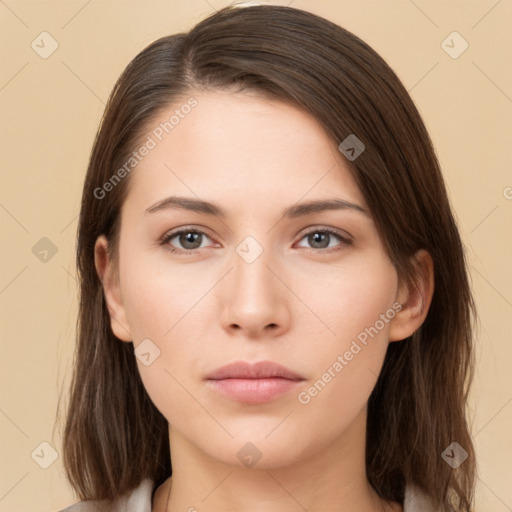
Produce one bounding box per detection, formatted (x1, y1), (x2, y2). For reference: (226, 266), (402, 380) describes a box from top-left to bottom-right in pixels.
(56, 478), (155, 512)
(404, 482), (439, 512)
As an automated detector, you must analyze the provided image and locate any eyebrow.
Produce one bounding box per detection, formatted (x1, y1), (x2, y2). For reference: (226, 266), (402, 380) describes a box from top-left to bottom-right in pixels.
(144, 195), (370, 219)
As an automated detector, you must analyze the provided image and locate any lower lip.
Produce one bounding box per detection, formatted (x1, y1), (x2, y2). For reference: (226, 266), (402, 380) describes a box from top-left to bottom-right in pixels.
(207, 378), (303, 404)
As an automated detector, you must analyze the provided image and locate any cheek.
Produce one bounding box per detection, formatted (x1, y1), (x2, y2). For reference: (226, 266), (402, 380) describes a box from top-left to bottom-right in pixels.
(291, 255), (397, 414)
(293, 252), (398, 347)
(120, 273), (204, 427)
(118, 252), (213, 417)
(120, 251), (209, 342)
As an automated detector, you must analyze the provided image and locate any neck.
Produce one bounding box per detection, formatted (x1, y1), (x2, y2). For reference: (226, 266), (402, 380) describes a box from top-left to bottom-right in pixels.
(155, 407), (402, 512)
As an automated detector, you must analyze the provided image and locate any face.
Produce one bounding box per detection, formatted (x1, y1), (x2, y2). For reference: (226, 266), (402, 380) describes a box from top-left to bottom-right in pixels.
(98, 89), (409, 469)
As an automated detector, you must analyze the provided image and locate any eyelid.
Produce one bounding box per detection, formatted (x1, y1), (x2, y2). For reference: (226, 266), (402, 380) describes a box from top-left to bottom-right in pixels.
(299, 225), (353, 242)
(162, 223), (215, 237)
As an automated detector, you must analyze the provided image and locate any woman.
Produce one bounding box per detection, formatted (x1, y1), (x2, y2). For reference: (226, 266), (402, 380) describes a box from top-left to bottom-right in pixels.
(57, 4), (476, 511)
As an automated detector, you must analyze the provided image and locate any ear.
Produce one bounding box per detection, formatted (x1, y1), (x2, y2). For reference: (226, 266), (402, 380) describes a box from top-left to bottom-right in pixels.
(389, 249), (434, 342)
(94, 234), (133, 342)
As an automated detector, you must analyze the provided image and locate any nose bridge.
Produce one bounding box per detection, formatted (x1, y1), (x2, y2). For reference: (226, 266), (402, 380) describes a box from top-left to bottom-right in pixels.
(232, 235), (278, 305)
(220, 234), (289, 335)
(240, 247), (271, 286)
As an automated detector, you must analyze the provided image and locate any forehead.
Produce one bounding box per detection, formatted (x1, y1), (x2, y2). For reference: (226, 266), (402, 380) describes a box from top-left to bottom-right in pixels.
(122, 89), (367, 215)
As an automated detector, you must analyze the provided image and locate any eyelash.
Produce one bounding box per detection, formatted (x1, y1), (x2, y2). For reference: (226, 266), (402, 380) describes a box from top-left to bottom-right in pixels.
(160, 226), (352, 256)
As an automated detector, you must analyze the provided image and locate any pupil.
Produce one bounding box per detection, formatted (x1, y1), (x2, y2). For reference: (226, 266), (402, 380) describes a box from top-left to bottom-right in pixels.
(182, 232), (201, 249)
(310, 232), (328, 248)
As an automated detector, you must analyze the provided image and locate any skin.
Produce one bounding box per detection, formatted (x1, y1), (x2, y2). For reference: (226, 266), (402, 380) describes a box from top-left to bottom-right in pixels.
(95, 89), (434, 512)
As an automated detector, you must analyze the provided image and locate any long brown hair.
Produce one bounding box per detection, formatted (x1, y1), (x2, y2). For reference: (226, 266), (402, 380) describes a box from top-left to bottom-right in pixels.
(58, 5), (477, 510)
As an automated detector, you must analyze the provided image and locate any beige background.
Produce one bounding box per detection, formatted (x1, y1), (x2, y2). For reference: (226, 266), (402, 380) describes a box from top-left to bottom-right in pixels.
(0, 0), (511, 510)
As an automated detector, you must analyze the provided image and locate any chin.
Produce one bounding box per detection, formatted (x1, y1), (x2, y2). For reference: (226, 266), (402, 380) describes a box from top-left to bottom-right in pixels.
(201, 432), (312, 471)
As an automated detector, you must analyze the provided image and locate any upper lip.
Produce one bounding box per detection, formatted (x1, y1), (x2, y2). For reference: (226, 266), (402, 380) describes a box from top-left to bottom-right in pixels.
(206, 361), (305, 381)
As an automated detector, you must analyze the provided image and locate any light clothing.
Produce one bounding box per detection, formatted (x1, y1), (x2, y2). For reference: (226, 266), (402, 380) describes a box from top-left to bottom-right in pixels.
(58, 478), (439, 511)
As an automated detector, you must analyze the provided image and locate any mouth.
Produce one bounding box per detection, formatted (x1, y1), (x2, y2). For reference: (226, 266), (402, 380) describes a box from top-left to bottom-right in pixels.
(205, 360), (305, 404)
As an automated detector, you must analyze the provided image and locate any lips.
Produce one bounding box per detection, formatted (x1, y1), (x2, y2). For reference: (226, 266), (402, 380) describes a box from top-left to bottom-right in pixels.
(205, 361), (305, 404)
(205, 360), (305, 381)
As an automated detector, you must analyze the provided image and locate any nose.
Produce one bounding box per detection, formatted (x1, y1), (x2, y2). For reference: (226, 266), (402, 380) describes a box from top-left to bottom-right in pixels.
(219, 243), (291, 339)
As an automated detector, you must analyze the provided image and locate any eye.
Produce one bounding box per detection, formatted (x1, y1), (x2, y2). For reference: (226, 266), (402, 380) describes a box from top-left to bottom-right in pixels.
(296, 227), (352, 253)
(160, 226), (352, 256)
(160, 227), (215, 255)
